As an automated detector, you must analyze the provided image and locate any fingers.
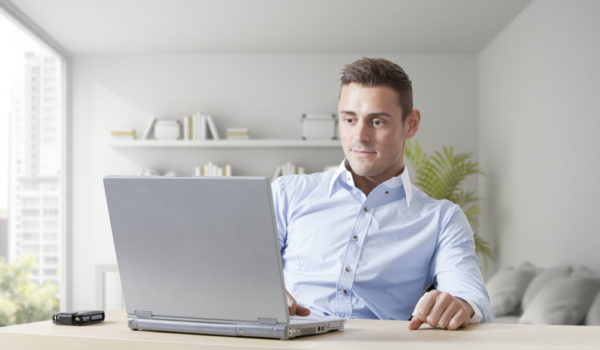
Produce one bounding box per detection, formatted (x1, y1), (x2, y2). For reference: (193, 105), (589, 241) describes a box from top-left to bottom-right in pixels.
(286, 290), (311, 317)
(408, 291), (471, 331)
(295, 304), (311, 316)
(408, 316), (424, 330)
(425, 292), (453, 327)
(286, 290), (297, 316)
(437, 303), (460, 329)
(447, 308), (470, 330)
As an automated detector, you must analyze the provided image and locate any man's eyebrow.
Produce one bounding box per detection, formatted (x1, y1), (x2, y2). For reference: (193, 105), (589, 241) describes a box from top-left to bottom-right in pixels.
(339, 111), (393, 118)
(367, 112), (393, 119)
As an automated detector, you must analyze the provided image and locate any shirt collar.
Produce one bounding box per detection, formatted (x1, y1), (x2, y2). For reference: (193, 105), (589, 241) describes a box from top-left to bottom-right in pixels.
(328, 159), (413, 207)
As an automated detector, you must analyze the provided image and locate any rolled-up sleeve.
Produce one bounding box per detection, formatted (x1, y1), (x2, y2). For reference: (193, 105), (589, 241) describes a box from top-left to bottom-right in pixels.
(428, 204), (494, 323)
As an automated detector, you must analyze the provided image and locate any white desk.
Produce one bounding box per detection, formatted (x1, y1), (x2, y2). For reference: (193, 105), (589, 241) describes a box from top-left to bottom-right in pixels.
(1, 309), (599, 349)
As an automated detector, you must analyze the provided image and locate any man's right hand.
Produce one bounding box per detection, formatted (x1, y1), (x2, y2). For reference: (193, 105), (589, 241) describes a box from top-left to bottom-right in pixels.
(286, 290), (311, 316)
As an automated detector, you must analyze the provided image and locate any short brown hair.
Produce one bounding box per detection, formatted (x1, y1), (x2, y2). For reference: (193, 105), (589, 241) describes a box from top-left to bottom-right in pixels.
(340, 57), (413, 122)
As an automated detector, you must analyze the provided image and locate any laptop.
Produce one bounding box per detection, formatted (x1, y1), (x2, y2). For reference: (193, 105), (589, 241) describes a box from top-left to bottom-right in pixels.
(103, 176), (345, 340)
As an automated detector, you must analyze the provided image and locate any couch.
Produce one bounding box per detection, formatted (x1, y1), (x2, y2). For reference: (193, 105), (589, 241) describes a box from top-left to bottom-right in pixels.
(486, 262), (600, 325)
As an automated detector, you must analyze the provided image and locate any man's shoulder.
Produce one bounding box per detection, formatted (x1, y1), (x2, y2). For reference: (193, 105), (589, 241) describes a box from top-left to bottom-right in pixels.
(411, 186), (463, 216)
(271, 171), (334, 197)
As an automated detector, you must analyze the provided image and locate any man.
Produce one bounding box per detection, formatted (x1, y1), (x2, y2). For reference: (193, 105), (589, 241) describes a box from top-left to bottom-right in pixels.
(271, 57), (493, 330)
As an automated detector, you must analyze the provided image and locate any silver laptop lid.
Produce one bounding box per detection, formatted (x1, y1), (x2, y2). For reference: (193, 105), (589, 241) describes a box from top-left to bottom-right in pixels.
(104, 176), (290, 324)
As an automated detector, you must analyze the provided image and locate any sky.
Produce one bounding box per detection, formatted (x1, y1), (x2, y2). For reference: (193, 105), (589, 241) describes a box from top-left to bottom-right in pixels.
(0, 11), (40, 211)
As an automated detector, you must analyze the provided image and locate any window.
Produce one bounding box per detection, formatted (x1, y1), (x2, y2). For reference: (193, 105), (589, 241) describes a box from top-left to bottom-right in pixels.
(22, 221), (40, 229)
(22, 197), (40, 206)
(22, 232), (39, 241)
(43, 245), (58, 253)
(44, 256), (58, 265)
(44, 232), (57, 241)
(43, 221), (57, 229)
(22, 209), (40, 217)
(0, 9), (67, 326)
(43, 209), (58, 217)
(43, 197), (58, 206)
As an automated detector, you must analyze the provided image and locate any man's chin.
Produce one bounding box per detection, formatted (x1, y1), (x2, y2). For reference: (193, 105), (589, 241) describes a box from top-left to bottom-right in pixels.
(347, 160), (379, 177)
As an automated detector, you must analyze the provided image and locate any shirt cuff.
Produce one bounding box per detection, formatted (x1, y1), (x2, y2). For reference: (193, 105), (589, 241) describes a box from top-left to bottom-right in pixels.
(462, 298), (483, 324)
(411, 294), (483, 324)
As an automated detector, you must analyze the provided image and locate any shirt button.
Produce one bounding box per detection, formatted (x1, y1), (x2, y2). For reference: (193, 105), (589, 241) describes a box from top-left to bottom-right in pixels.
(352, 235), (358, 241)
(385, 191), (389, 195)
(345, 267), (351, 272)
(341, 290), (347, 295)
(364, 207), (369, 212)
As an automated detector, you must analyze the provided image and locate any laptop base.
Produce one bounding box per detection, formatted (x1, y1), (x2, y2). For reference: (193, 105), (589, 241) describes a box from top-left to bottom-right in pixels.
(128, 315), (345, 340)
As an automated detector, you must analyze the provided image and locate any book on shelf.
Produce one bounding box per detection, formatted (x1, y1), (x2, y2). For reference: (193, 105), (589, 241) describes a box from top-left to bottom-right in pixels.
(206, 115), (220, 140)
(226, 128), (249, 140)
(199, 113), (207, 140)
(180, 113), (221, 141)
(272, 162), (305, 181)
(193, 112), (199, 140)
(271, 166), (282, 182)
(141, 116), (157, 140)
(111, 129), (137, 140)
(194, 162), (232, 177)
(183, 116), (189, 141)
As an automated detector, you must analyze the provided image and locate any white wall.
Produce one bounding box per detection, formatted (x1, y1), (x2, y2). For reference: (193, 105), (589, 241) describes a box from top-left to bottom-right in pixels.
(71, 54), (479, 309)
(479, 0), (600, 277)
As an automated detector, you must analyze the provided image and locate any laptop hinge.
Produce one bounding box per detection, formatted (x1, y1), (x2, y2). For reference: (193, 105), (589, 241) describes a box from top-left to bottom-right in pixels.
(258, 318), (277, 325)
(135, 310), (152, 318)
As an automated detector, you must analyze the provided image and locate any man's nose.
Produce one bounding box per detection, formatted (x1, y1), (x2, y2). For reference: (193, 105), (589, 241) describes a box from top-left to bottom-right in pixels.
(354, 119), (371, 142)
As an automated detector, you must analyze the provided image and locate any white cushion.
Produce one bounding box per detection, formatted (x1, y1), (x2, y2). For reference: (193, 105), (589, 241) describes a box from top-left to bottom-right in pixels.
(486, 263), (537, 316)
(521, 265), (573, 312)
(519, 274), (600, 325)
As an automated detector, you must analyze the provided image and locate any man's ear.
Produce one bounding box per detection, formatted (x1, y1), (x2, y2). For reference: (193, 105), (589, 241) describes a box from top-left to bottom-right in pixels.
(404, 109), (421, 139)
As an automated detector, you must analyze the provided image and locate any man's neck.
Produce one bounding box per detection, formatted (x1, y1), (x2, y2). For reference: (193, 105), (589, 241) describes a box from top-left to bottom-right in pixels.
(350, 162), (405, 197)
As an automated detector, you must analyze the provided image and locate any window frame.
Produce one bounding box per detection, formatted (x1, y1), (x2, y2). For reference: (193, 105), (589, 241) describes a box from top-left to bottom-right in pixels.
(0, 0), (72, 311)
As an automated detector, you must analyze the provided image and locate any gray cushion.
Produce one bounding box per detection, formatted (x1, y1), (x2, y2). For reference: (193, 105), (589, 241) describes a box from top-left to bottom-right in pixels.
(519, 275), (600, 325)
(487, 263), (537, 316)
(585, 290), (600, 325)
(521, 265), (573, 312)
(572, 265), (597, 277)
(493, 315), (521, 324)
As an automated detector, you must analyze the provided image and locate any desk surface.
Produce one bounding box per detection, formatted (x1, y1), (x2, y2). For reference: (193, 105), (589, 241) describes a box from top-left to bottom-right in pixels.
(1, 309), (599, 350)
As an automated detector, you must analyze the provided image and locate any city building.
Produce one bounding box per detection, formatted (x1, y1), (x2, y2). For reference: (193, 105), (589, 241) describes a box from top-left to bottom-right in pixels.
(8, 50), (62, 286)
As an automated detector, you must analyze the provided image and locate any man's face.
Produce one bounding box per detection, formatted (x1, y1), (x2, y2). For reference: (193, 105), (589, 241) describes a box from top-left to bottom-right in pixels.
(338, 83), (407, 179)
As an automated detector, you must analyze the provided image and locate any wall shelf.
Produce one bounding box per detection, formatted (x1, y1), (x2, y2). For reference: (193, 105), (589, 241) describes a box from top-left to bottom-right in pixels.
(109, 139), (342, 149)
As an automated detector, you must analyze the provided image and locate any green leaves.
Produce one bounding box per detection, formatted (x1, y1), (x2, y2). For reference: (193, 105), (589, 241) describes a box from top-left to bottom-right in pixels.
(405, 139), (494, 269)
(0, 256), (59, 326)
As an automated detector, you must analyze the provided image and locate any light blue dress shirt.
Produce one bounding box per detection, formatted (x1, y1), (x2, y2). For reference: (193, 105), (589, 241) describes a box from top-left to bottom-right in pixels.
(271, 160), (493, 323)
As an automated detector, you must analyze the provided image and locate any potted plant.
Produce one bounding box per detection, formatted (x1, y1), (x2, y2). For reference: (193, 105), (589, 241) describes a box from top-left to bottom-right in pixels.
(405, 140), (493, 269)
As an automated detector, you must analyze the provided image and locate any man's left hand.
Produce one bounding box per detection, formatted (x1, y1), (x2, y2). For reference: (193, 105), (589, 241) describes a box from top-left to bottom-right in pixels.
(408, 290), (474, 330)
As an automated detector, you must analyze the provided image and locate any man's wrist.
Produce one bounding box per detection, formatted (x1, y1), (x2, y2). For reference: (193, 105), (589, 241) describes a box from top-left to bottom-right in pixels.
(456, 297), (483, 324)
(456, 297), (474, 318)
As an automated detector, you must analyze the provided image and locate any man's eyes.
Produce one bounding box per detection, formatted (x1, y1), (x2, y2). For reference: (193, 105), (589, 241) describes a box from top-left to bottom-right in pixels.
(343, 118), (384, 126)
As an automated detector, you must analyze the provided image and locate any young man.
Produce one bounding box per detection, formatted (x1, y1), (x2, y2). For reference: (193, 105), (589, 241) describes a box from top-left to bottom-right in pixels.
(272, 58), (493, 330)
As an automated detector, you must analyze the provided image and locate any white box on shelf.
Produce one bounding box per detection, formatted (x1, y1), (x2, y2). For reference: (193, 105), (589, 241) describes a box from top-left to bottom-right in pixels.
(302, 114), (337, 140)
(154, 120), (181, 140)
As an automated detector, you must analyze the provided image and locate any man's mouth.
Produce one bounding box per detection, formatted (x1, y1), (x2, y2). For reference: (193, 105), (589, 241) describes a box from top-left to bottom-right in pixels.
(352, 149), (376, 157)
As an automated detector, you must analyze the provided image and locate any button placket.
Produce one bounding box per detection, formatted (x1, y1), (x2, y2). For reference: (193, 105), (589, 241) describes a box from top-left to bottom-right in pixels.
(335, 202), (374, 318)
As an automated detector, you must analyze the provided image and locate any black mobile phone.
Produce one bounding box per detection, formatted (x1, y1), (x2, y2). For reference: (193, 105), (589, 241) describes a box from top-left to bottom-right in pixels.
(52, 311), (105, 326)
